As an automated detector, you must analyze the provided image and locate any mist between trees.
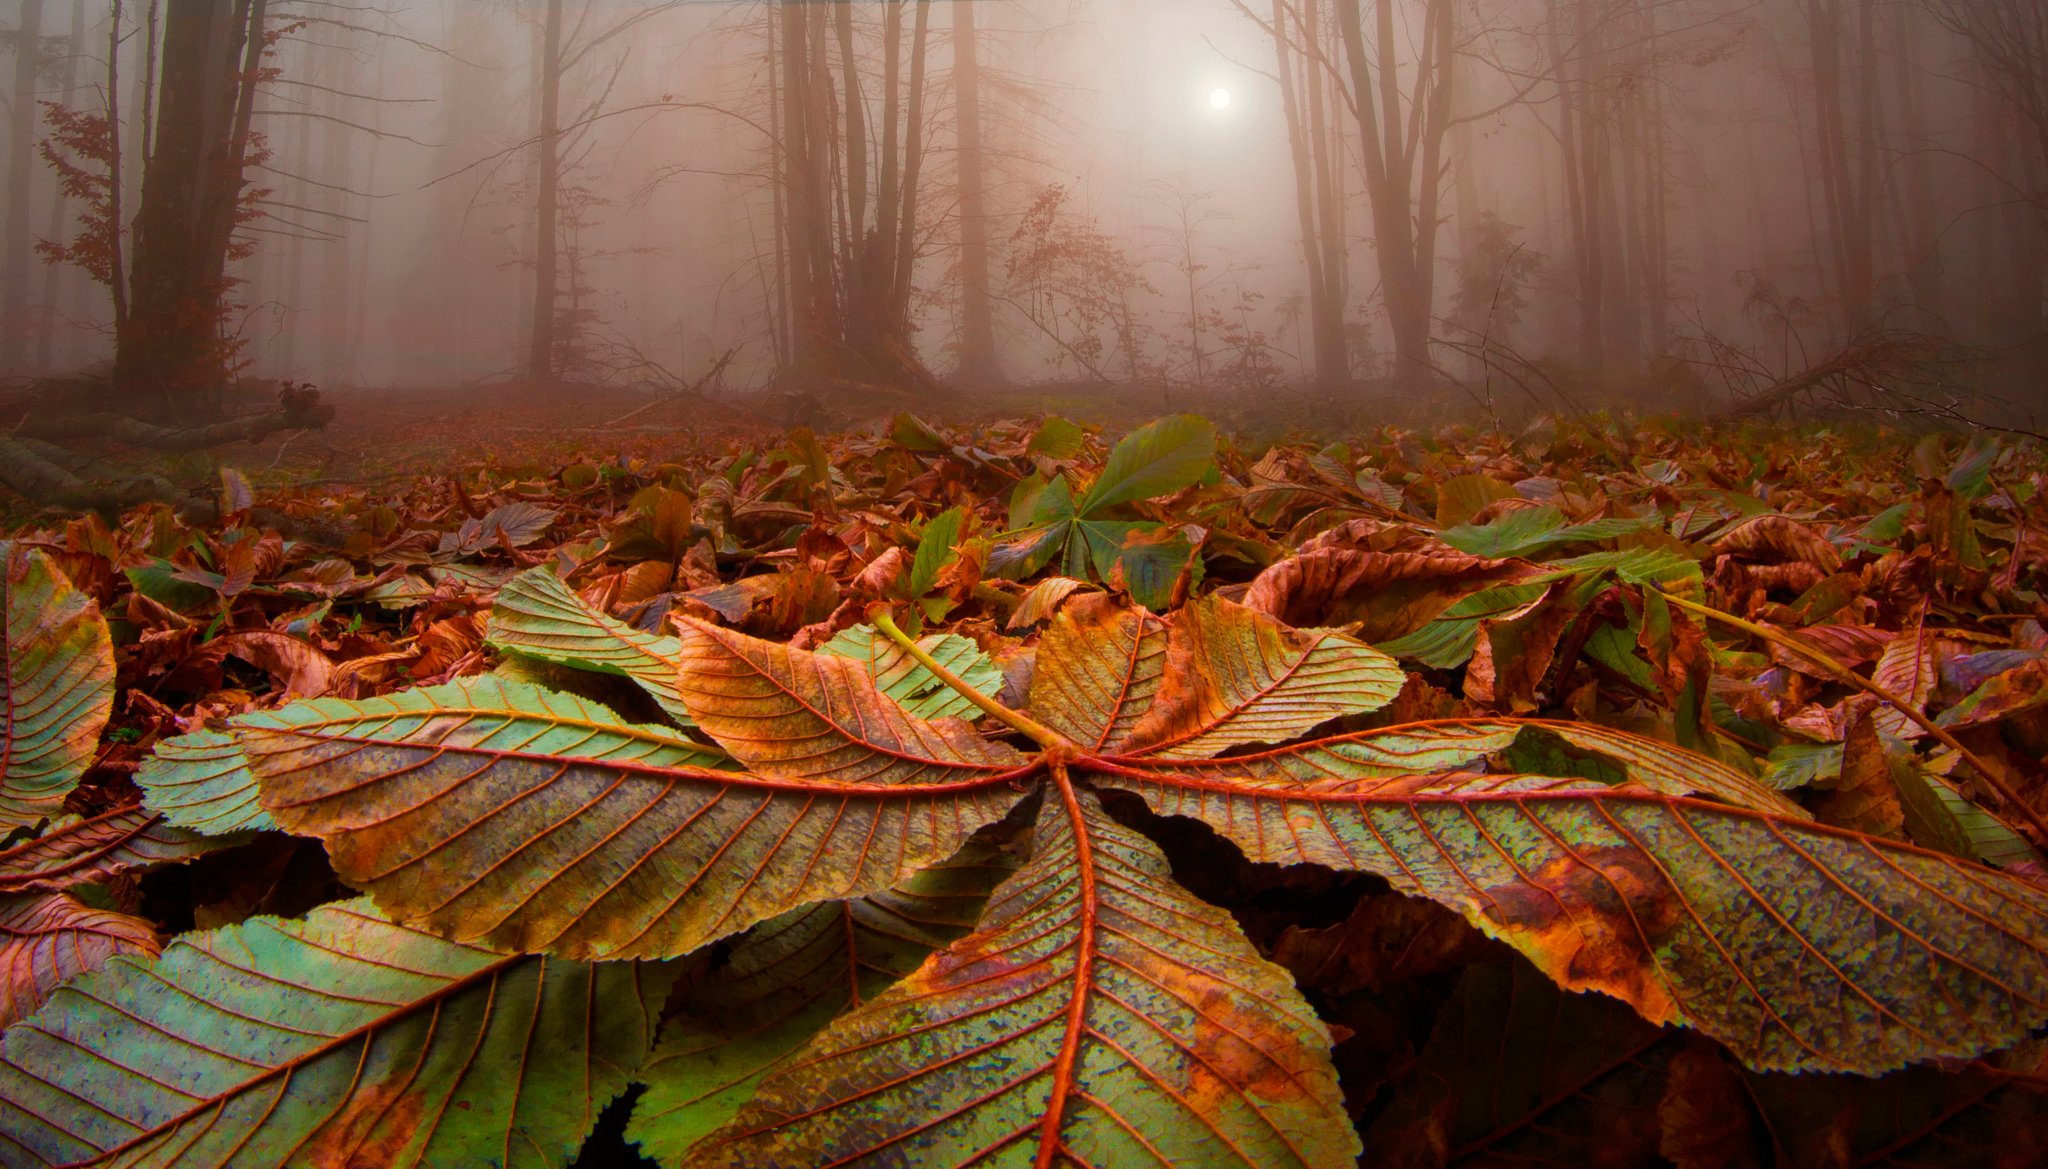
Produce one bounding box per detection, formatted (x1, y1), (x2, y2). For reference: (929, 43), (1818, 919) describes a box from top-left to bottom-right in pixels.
(0, 0), (2043, 430)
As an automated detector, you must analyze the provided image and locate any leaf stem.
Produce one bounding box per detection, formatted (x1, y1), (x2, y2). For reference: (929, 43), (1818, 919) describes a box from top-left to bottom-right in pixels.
(1658, 589), (2048, 847)
(869, 607), (1076, 751)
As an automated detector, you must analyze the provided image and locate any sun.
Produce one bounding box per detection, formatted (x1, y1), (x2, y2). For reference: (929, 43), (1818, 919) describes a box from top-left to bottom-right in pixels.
(1209, 88), (1232, 110)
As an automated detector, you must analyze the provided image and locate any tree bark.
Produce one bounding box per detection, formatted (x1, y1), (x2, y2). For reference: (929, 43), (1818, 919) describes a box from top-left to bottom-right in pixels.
(114, 0), (263, 418)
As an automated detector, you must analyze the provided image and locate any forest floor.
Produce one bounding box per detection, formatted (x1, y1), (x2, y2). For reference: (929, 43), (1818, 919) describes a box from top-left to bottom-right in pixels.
(6, 386), (2044, 1168)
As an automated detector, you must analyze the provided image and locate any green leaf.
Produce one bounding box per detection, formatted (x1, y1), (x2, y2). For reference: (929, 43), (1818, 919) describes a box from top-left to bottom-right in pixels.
(1436, 505), (1568, 557)
(1434, 474), (1521, 527)
(488, 567), (696, 725)
(1107, 530), (1199, 611)
(1438, 507), (1656, 559)
(1375, 581), (1553, 668)
(2, 546), (116, 829)
(626, 840), (1017, 1167)
(1546, 547), (1703, 584)
(121, 560), (214, 613)
(908, 507), (965, 598)
(1027, 416), (1088, 460)
(817, 625), (1004, 721)
(0, 900), (672, 1168)
(890, 412), (950, 452)
(1760, 741), (1843, 792)
(1894, 756), (2045, 868)
(1076, 415), (1217, 515)
(136, 730), (271, 834)
(1861, 501), (1913, 542)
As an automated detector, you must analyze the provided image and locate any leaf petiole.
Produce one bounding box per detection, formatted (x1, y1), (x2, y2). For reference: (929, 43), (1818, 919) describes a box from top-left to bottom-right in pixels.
(1657, 588), (2048, 847)
(869, 606), (1076, 752)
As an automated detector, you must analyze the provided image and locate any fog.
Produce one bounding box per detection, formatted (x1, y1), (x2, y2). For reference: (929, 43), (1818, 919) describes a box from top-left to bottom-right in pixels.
(4, 0), (2045, 421)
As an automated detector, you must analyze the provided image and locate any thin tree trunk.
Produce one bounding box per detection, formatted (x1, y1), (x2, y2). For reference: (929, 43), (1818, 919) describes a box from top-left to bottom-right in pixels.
(1270, 0), (1339, 387)
(526, 0), (562, 382)
(1548, 0), (1604, 386)
(108, 0), (129, 334)
(875, 0), (901, 314)
(5, 0), (47, 369)
(36, 0), (86, 370)
(951, 0), (1000, 384)
(317, 23), (351, 385)
(892, 0), (931, 323)
(834, 1), (867, 298)
(1336, 0), (1436, 385)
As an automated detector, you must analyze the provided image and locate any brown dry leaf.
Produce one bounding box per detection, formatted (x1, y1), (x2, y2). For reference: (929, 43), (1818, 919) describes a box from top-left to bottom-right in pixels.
(1007, 575), (1093, 629)
(0, 892), (158, 1028)
(217, 631), (334, 700)
(1658, 1040), (1762, 1169)
(1715, 514), (1844, 574)
(1243, 549), (1535, 643)
(1270, 893), (1495, 996)
(1872, 618), (1939, 739)
(1816, 711), (1907, 839)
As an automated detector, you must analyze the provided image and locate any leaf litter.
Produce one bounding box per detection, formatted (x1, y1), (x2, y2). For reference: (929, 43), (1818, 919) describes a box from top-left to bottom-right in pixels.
(0, 411), (2042, 1166)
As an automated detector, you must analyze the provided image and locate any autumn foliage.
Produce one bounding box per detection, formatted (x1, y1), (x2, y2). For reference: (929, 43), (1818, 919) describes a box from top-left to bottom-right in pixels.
(0, 412), (2045, 1167)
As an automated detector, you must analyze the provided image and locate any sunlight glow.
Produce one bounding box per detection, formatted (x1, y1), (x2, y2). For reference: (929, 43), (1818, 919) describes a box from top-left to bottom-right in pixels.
(1209, 88), (1232, 110)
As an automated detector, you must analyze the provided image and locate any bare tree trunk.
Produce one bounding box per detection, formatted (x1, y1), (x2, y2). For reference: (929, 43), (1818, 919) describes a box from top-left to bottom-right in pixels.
(5, 0), (47, 370)
(766, 7), (790, 366)
(108, 0), (129, 337)
(1888, 3), (1939, 312)
(834, 1), (867, 300)
(1285, 0), (1351, 388)
(1807, 0), (1874, 334)
(892, 0), (931, 324)
(1335, 0), (1444, 387)
(1548, 0), (1605, 386)
(526, 0), (562, 382)
(115, 0), (265, 417)
(951, 0), (1000, 385)
(35, 0), (85, 370)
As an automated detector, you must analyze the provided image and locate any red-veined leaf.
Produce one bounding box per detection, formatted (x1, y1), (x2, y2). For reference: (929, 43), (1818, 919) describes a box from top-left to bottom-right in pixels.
(1872, 619), (1939, 740)
(245, 676), (1027, 959)
(1088, 767), (2048, 1074)
(135, 729), (273, 834)
(1117, 596), (1404, 759)
(690, 781), (1357, 1169)
(673, 616), (1029, 783)
(0, 892), (158, 1029)
(1107, 716), (1807, 819)
(489, 565), (695, 725)
(0, 900), (669, 1168)
(0, 805), (244, 893)
(1027, 592), (1170, 753)
(627, 839), (1019, 1166)
(0, 545), (115, 828)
